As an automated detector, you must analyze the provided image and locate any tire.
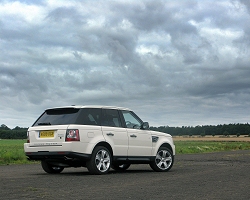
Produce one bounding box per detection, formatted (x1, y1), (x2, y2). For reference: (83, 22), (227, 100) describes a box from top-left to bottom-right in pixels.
(150, 147), (174, 172)
(112, 163), (131, 171)
(86, 146), (111, 175)
(41, 160), (64, 174)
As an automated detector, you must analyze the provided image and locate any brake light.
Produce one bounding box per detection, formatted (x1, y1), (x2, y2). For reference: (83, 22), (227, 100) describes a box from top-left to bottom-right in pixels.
(65, 129), (80, 141)
(27, 131), (30, 143)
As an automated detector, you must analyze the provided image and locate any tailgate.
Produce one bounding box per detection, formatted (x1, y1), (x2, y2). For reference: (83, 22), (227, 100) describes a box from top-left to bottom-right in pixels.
(28, 125), (69, 145)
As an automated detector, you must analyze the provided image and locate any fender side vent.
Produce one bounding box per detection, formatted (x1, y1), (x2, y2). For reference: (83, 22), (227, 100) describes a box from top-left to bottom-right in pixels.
(152, 136), (159, 143)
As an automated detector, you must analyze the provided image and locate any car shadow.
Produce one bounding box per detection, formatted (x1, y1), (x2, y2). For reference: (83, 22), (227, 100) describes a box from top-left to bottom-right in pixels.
(34, 168), (158, 176)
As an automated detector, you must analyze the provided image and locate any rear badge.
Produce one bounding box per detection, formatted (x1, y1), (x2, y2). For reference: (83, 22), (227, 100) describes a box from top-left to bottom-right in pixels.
(58, 133), (64, 138)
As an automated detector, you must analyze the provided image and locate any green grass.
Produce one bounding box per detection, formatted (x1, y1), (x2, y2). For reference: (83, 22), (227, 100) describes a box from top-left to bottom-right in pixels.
(0, 139), (250, 165)
(0, 139), (33, 165)
(175, 141), (250, 154)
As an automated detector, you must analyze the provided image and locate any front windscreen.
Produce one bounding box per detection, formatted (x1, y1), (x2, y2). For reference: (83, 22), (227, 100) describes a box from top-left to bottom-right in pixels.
(32, 108), (80, 126)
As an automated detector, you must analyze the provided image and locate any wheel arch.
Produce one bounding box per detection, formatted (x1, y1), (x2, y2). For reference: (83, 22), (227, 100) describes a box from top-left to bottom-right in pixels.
(94, 141), (113, 157)
(153, 142), (175, 156)
(159, 143), (173, 154)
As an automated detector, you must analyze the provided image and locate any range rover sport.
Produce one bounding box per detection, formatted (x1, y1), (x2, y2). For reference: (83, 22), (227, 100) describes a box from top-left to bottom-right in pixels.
(24, 105), (175, 175)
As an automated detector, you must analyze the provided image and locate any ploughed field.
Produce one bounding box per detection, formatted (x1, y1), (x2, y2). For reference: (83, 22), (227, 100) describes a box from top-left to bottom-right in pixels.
(173, 135), (250, 142)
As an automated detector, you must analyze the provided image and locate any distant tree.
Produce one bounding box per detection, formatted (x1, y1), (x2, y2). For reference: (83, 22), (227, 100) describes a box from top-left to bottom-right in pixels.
(223, 131), (229, 137)
(0, 125), (27, 139)
(201, 132), (206, 137)
(12, 126), (22, 130)
(0, 124), (10, 130)
(149, 123), (250, 137)
(236, 133), (240, 137)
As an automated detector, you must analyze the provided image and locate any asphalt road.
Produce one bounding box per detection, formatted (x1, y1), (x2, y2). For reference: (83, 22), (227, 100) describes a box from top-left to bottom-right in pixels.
(1, 150), (250, 200)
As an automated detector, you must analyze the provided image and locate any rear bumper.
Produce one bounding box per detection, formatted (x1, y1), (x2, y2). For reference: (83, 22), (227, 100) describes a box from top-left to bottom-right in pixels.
(25, 151), (91, 161)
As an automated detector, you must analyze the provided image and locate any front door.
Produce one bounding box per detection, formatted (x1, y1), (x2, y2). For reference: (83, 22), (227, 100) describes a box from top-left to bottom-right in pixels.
(121, 110), (152, 157)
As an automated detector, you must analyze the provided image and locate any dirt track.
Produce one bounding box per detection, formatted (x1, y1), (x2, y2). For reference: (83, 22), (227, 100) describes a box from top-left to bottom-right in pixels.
(0, 150), (249, 200)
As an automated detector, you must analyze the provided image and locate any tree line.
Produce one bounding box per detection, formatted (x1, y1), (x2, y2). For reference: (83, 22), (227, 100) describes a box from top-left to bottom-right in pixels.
(150, 123), (250, 137)
(1, 123), (250, 139)
(0, 124), (27, 139)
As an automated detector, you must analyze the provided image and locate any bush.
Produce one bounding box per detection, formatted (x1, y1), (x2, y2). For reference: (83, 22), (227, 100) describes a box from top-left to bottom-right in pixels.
(0, 130), (27, 139)
(223, 131), (229, 137)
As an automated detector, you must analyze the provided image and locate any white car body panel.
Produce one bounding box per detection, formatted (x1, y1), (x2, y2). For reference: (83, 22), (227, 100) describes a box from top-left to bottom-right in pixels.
(101, 126), (129, 156)
(127, 128), (153, 156)
(150, 130), (175, 156)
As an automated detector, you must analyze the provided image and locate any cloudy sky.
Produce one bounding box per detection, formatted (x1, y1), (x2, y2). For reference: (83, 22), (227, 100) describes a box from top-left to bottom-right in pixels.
(1, 0), (250, 128)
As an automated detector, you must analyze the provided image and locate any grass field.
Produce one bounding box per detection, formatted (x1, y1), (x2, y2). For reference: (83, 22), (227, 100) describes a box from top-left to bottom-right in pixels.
(0, 138), (250, 165)
(173, 135), (250, 142)
(0, 139), (32, 165)
(174, 135), (250, 154)
(175, 140), (250, 154)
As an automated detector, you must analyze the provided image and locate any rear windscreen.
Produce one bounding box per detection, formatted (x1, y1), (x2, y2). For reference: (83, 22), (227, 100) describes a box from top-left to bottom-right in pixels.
(32, 108), (102, 126)
(33, 108), (80, 126)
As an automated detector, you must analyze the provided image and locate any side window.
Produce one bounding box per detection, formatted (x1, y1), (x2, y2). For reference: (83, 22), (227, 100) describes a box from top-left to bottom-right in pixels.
(78, 108), (101, 126)
(121, 111), (141, 129)
(101, 109), (122, 127)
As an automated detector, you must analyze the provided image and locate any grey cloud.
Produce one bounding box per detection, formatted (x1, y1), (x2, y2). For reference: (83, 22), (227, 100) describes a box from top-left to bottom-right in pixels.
(0, 67), (50, 101)
(78, 29), (138, 65)
(1, 0), (250, 128)
(46, 6), (86, 24)
(240, 0), (250, 12)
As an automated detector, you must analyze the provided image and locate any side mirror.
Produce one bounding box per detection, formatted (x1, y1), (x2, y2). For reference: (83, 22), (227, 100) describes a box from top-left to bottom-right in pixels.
(141, 122), (149, 130)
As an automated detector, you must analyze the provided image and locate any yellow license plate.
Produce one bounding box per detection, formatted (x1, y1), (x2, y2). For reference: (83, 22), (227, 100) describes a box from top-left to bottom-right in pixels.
(40, 131), (54, 138)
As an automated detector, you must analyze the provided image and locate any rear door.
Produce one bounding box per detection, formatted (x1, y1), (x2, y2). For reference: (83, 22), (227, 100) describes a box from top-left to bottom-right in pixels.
(101, 109), (129, 156)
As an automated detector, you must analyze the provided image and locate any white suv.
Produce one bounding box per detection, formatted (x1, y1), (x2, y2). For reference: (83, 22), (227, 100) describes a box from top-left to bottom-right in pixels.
(24, 105), (175, 175)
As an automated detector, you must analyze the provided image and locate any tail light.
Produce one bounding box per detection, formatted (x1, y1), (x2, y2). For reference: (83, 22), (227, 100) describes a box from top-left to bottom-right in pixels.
(65, 129), (80, 141)
(27, 131), (30, 143)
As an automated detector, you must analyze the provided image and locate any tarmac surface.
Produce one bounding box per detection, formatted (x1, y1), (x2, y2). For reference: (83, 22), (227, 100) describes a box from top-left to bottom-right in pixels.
(0, 150), (250, 200)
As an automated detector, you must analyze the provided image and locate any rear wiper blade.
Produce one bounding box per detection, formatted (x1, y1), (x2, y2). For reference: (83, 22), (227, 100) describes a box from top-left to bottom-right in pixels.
(38, 122), (51, 125)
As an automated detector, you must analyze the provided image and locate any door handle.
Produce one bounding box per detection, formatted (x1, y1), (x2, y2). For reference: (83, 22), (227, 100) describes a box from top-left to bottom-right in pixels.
(106, 133), (114, 136)
(130, 134), (137, 138)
